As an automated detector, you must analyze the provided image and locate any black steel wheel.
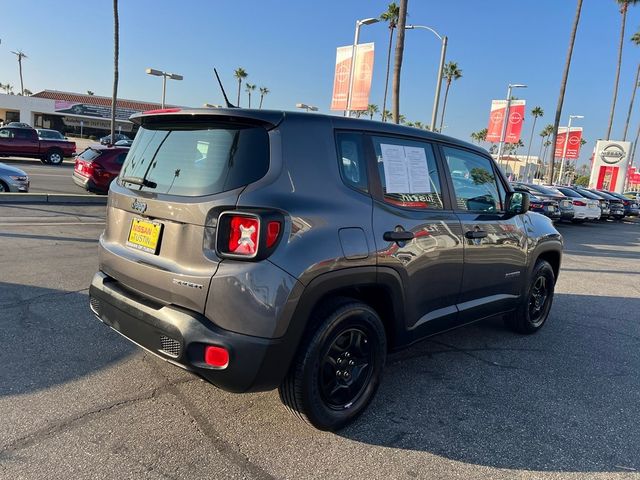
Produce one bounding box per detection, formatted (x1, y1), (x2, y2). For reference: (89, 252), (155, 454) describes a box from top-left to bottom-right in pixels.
(279, 299), (386, 431)
(505, 259), (555, 334)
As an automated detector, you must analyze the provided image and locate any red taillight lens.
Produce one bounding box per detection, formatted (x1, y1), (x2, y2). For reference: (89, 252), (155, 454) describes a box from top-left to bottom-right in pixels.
(228, 216), (259, 255)
(204, 346), (229, 368)
(531, 203), (543, 209)
(573, 200), (587, 206)
(266, 221), (281, 248)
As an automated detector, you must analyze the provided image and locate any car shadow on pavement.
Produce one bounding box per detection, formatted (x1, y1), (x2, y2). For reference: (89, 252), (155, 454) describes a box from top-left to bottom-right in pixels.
(341, 293), (640, 473)
(0, 282), (134, 397)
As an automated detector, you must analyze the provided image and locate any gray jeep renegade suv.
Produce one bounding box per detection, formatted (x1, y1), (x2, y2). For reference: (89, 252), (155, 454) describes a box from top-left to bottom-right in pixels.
(89, 108), (562, 431)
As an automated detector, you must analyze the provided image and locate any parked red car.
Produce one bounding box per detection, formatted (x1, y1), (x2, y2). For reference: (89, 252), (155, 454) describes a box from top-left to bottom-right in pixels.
(72, 145), (129, 194)
(0, 126), (76, 164)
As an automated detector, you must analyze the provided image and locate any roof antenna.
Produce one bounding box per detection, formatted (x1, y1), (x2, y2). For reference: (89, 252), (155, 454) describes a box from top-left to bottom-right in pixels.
(213, 68), (237, 108)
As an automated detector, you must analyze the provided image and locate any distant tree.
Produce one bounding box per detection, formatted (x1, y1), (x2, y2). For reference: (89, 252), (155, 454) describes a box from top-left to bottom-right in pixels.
(234, 67), (248, 106)
(245, 83), (256, 108)
(379, 2), (399, 122)
(524, 106), (544, 181)
(439, 61), (462, 132)
(22, 88), (32, 96)
(398, 114), (406, 124)
(574, 175), (590, 186)
(413, 121), (424, 129)
(391, 0), (408, 123)
(258, 86), (269, 109)
(367, 104), (379, 120)
(381, 109), (392, 121)
(477, 128), (487, 142)
(87, 90), (95, 95)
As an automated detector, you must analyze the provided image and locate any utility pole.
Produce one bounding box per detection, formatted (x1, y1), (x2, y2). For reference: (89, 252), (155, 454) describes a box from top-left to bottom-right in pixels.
(11, 50), (27, 96)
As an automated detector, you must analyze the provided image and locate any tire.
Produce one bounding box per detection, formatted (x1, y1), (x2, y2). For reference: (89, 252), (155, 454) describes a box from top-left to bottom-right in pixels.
(46, 149), (64, 165)
(278, 298), (386, 431)
(0, 181), (8, 192)
(505, 259), (555, 334)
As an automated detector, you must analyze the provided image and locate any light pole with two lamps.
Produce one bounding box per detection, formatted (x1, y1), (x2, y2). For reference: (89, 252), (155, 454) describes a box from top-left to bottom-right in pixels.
(345, 17), (379, 117)
(405, 24), (447, 132)
(296, 103), (318, 112)
(146, 68), (183, 108)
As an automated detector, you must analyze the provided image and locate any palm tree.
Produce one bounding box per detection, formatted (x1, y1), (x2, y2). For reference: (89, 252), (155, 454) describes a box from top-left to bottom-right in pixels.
(392, 0), (408, 124)
(23, 88), (32, 96)
(0, 83), (14, 94)
(477, 128), (487, 143)
(622, 29), (640, 140)
(258, 87), (269, 109)
(381, 109), (392, 121)
(438, 61), (462, 132)
(10, 50), (27, 96)
(470, 131), (479, 144)
(398, 114), (406, 124)
(234, 68), (248, 106)
(606, 0), (640, 140)
(245, 83), (256, 108)
(367, 104), (379, 120)
(379, 2), (399, 122)
(413, 121), (424, 129)
(110, 0), (119, 145)
(549, 0), (583, 183)
(87, 90), (95, 96)
(524, 106), (544, 181)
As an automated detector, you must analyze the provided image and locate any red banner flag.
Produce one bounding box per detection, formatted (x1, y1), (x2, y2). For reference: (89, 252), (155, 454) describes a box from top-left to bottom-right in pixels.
(330, 43), (375, 111)
(486, 100), (525, 143)
(554, 127), (583, 159)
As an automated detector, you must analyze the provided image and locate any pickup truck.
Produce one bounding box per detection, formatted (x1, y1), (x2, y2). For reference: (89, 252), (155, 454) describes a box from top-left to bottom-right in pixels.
(0, 126), (76, 165)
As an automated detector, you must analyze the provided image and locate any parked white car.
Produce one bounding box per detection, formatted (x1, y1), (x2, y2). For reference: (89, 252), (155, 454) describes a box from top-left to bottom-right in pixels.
(555, 186), (601, 221)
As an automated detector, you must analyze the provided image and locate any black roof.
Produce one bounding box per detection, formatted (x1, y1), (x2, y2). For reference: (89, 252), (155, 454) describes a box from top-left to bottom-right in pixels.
(130, 108), (486, 155)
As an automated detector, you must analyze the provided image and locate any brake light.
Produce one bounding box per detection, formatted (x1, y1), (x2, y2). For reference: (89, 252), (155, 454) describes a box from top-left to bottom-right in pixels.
(204, 346), (229, 368)
(623, 200), (630, 206)
(530, 203), (543, 209)
(143, 108), (181, 115)
(573, 200), (587, 206)
(228, 216), (259, 255)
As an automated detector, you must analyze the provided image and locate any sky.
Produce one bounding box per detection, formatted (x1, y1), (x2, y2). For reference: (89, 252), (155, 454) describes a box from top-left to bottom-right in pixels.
(2, 0), (640, 167)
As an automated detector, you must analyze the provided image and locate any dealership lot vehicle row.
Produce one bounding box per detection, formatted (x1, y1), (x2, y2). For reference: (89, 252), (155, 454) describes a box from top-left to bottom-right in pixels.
(1, 205), (639, 479)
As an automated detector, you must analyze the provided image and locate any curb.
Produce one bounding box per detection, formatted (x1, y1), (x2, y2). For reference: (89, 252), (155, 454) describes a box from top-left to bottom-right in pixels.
(0, 193), (107, 205)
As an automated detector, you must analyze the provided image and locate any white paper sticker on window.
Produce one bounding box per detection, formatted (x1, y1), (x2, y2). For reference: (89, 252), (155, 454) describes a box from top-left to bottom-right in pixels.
(380, 143), (431, 194)
(380, 143), (410, 193)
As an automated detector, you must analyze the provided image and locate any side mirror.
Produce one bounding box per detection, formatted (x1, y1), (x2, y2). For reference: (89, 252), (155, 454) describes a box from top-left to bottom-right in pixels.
(506, 191), (530, 215)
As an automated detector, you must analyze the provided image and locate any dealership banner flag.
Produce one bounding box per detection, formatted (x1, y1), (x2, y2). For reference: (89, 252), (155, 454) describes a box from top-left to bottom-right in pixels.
(554, 127), (583, 159)
(330, 43), (375, 111)
(486, 99), (526, 143)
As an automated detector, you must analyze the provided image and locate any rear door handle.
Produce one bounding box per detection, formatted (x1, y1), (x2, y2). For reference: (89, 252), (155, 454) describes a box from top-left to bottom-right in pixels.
(465, 230), (487, 239)
(383, 231), (415, 242)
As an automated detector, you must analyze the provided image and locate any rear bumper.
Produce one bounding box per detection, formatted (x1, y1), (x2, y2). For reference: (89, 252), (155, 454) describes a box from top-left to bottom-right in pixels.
(89, 271), (293, 393)
(73, 172), (105, 192)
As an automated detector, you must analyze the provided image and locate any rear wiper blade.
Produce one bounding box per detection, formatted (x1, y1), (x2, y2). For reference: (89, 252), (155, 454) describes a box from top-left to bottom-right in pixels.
(120, 176), (157, 188)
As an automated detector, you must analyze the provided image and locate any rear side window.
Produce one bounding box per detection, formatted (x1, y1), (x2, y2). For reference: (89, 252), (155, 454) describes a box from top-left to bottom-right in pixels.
(78, 148), (102, 162)
(336, 132), (368, 192)
(443, 146), (505, 212)
(371, 136), (444, 209)
(119, 124), (269, 197)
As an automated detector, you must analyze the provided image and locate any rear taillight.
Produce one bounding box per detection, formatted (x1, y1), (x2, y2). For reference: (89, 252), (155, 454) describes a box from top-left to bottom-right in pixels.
(623, 200), (631, 206)
(573, 200), (587, 206)
(215, 211), (283, 260)
(530, 203), (543, 209)
(228, 215), (259, 255)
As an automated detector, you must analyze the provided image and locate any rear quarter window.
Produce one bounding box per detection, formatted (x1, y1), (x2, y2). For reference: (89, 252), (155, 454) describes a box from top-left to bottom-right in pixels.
(119, 123), (269, 197)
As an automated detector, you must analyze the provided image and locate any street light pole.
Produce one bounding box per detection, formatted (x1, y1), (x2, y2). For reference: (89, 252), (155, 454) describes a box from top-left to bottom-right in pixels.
(346, 17), (379, 117)
(496, 83), (527, 169)
(557, 114), (583, 184)
(405, 25), (447, 132)
(146, 68), (183, 108)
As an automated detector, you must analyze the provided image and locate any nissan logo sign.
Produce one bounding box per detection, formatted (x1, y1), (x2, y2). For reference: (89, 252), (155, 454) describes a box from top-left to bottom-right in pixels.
(599, 144), (626, 165)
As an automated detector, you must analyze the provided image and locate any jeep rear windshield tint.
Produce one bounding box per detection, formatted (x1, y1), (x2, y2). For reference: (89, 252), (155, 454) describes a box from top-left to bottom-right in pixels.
(118, 123), (269, 196)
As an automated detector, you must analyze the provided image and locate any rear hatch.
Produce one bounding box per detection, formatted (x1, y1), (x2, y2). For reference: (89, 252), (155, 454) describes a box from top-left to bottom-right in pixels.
(74, 147), (102, 178)
(99, 111), (278, 314)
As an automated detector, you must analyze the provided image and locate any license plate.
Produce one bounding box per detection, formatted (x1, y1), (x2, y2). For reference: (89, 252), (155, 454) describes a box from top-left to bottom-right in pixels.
(548, 206), (555, 212)
(127, 218), (163, 254)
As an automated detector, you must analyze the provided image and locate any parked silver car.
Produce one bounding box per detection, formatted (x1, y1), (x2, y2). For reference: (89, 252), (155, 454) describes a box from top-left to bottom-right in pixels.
(0, 163), (30, 192)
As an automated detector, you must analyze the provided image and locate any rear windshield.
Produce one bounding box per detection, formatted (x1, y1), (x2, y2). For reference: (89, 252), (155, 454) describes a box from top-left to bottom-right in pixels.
(78, 148), (102, 162)
(574, 188), (601, 200)
(528, 184), (561, 196)
(118, 123), (269, 196)
(555, 187), (581, 198)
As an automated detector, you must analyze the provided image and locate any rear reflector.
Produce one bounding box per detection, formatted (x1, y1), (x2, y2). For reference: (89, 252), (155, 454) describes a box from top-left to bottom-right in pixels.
(204, 346), (229, 368)
(266, 221), (281, 248)
(142, 108), (182, 115)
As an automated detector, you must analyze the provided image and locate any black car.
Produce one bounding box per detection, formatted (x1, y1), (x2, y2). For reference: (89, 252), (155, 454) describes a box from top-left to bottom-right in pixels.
(584, 189), (625, 220)
(528, 193), (561, 221)
(512, 182), (574, 221)
(89, 108), (563, 430)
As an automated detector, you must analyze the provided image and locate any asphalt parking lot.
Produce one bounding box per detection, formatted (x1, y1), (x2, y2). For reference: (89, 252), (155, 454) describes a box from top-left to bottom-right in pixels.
(0, 205), (639, 479)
